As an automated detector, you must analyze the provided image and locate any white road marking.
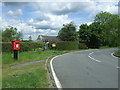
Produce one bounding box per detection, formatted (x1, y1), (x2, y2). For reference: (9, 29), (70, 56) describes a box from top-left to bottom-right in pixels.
(50, 55), (62, 88)
(111, 52), (118, 59)
(89, 52), (94, 55)
(88, 52), (101, 63)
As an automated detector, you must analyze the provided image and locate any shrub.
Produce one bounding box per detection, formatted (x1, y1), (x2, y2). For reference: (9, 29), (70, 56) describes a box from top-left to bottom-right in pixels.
(79, 43), (88, 49)
(49, 41), (79, 50)
(2, 42), (44, 52)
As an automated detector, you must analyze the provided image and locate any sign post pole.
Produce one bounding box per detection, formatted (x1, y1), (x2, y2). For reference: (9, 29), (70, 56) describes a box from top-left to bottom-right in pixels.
(14, 50), (18, 60)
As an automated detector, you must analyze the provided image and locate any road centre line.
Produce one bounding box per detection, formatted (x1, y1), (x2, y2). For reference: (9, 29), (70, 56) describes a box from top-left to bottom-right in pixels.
(88, 52), (101, 63)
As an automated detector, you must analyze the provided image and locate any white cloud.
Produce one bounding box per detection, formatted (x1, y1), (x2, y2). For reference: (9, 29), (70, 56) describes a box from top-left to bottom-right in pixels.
(7, 9), (23, 18)
(31, 2), (96, 15)
(28, 13), (71, 30)
(2, 1), (119, 40)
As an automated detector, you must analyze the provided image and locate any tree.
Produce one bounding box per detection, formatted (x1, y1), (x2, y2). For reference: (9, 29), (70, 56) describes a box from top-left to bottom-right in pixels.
(94, 11), (119, 47)
(78, 22), (103, 48)
(29, 35), (32, 41)
(36, 35), (42, 41)
(78, 24), (91, 43)
(58, 22), (78, 41)
(2, 26), (22, 42)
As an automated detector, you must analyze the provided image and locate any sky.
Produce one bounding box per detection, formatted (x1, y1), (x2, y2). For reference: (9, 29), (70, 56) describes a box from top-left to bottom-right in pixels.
(0, 0), (119, 40)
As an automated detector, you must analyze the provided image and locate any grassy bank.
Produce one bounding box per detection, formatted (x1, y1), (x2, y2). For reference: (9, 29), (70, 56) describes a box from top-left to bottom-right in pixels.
(3, 62), (49, 88)
(114, 50), (120, 57)
(2, 50), (70, 66)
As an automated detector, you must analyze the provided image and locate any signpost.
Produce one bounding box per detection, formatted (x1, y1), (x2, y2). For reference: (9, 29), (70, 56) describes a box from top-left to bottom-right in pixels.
(12, 40), (20, 60)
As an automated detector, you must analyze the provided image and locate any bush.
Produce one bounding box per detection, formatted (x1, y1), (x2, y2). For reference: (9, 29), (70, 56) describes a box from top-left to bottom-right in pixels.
(49, 41), (79, 50)
(79, 43), (88, 49)
(2, 42), (44, 52)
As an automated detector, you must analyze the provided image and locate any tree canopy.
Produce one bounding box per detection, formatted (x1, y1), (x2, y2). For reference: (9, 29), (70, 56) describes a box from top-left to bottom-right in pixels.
(78, 11), (119, 48)
(2, 27), (23, 42)
(58, 22), (78, 41)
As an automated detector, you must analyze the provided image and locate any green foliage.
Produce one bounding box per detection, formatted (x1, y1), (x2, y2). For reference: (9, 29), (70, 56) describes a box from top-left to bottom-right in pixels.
(58, 22), (78, 41)
(2, 42), (44, 52)
(2, 27), (22, 42)
(49, 41), (79, 50)
(78, 11), (119, 48)
(94, 11), (119, 47)
(3, 62), (49, 88)
(79, 43), (88, 49)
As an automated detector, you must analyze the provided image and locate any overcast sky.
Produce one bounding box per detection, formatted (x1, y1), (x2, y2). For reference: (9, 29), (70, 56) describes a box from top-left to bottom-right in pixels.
(0, 0), (119, 40)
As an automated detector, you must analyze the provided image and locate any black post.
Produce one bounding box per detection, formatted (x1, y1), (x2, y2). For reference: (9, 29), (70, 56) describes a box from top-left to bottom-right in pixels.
(14, 50), (18, 60)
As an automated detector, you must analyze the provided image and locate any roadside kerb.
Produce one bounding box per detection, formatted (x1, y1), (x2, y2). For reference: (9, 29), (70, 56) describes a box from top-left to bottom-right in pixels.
(50, 55), (63, 88)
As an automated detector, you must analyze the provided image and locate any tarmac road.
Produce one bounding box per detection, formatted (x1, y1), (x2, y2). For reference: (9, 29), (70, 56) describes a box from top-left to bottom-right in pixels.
(52, 49), (119, 88)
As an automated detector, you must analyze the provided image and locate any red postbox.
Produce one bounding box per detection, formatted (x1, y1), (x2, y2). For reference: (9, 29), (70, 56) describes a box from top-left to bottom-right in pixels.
(12, 40), (20, 50)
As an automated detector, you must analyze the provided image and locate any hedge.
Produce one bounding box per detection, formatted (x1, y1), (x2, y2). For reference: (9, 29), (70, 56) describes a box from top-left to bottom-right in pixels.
(48, 41), (79, 50)
(2, 42), (44, 52)
(79, 43), (88, 49)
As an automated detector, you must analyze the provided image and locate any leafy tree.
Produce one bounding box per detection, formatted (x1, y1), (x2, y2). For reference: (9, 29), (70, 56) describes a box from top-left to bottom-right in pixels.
(2, 27), (22, 42)
(58, 22), (78, 41)
(78, 24), (91, 44)
(88, 22), (103, 48)
(94, 11), (119, 47)
(79, 22), (105, 48)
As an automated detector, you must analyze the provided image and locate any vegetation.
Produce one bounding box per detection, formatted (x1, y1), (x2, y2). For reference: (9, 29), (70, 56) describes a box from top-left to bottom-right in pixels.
(2, 42), (44, 52)
(58, 11), (119, 48)
(114, 50), (120, 57)
(2, 50), (70, 66)
(3, 62), (50, 88)
(58, 22), (78, 41)
(49, 41), (79, 50)
(28, 35), (32, 41)
(78, 11), (119, 48)
(2, 26), (22, 42)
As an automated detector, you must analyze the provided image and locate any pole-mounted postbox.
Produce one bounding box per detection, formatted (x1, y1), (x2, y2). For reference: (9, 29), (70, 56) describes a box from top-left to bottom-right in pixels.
(12, 40), (20, 60)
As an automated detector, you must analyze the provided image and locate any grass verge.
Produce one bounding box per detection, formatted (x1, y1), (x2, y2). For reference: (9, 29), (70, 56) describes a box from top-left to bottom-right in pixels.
(2, 50), (70, 67)
(114, 50), (120, 57)
(2, 62), (50, 88)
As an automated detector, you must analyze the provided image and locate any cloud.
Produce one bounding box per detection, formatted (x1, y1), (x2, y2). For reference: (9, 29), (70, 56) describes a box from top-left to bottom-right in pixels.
(2, 1), (119, 40)
(7, 9), (23, 18)
(3, 2), (28, 7)
(28, 13), (71, 30)
(31, 2), (96, 15)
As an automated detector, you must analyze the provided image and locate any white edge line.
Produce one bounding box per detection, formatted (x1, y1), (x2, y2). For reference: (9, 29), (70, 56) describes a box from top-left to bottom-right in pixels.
(111, 52), (118, 59)
(50, 55), (62, 88)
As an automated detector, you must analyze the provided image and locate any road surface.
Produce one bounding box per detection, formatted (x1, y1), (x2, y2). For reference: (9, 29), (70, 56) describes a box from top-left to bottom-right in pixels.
(52, 49), (119, 88)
